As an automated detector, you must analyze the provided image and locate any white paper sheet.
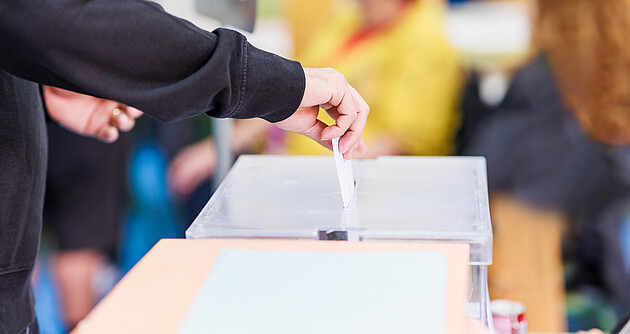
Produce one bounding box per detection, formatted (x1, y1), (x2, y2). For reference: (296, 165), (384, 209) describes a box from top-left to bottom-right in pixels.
(177, 249), (447, 334)
(332, 137), (355, 208)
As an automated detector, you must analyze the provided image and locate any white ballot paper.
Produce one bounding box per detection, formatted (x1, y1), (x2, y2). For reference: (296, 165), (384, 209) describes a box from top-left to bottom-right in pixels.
(177, 249), (447, 334)
(332, 137), (355, 208)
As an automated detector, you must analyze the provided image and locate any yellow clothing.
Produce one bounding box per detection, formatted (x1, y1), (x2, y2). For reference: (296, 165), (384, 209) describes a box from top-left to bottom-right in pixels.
(286, 0), (461, 156)
(283, 0), (333, 56)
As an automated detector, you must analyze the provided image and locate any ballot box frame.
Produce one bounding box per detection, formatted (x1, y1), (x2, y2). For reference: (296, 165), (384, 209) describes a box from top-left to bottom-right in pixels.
(186, 155), (494, 329)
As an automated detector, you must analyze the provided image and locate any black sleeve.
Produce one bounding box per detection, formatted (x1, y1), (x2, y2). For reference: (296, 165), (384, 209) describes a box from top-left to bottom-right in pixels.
(0, 0), (305, 123)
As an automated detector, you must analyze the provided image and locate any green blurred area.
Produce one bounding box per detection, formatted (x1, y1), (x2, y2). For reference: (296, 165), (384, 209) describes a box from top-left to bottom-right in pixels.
(257, 0), (282, 18)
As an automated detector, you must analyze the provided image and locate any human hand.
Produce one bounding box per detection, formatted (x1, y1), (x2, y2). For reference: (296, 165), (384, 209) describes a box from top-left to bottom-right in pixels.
(168, 138), (217, 198)
(576, 330), (605, 334)
(274, 68), (369, 159)
(43, 86), (143, 143)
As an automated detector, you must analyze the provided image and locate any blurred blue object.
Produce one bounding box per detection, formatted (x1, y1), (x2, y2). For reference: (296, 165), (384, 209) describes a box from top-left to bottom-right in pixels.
(119, 143), (183, 273)
(33, 256), (65, 334)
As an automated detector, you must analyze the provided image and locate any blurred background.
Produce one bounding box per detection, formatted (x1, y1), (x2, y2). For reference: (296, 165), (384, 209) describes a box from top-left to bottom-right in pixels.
(33, 0), (630, 333)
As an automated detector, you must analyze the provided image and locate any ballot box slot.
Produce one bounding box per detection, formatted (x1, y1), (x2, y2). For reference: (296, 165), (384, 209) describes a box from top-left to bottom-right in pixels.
(315, 227), (363, 241)
(317, 229), (348, 241)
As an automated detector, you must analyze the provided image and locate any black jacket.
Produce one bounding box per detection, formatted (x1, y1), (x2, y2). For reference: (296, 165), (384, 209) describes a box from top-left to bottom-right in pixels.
(0, 1), (305, 332)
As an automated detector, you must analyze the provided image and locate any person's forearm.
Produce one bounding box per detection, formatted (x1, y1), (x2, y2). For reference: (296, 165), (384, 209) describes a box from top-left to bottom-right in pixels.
(0, 0), (304, 122)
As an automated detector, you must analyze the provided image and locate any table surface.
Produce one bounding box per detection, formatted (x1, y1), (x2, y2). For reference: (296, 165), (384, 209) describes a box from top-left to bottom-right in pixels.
(73, 239), (485, 334)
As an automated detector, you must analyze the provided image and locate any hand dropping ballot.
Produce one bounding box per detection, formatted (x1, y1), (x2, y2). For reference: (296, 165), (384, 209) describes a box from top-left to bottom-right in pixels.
(332, 137), (355, 208)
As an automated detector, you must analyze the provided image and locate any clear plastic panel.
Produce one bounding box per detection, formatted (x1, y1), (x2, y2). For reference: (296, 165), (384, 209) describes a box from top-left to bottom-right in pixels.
(187, 155), (493, 265)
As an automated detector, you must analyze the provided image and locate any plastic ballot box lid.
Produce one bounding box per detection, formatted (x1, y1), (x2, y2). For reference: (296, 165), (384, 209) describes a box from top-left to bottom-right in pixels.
(186, 155), (493, 265)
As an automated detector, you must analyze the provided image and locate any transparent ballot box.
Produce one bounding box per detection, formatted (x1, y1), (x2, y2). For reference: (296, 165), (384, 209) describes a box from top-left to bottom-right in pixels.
(187, 155), (494, 327)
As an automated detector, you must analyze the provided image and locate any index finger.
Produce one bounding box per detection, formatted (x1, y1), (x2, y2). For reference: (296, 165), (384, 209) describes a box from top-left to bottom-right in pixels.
(339, 84), (369, 154)
(321, 84), (359, 140)
(125, 106), (143, 119)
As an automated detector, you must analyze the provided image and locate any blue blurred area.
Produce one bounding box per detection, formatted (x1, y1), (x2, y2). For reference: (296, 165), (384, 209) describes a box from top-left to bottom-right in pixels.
(33, 254), (65, 334)
(120, 143), (183, 273)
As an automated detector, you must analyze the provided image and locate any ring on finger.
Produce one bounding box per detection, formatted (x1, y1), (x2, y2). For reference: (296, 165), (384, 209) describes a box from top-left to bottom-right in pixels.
(110, 107), (127, 126)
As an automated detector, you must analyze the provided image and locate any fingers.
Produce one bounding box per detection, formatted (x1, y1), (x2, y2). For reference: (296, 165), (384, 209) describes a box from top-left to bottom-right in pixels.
(96, 125), (119, 143)
(342, 138), (368, 159)
(316, 74), (368, 157)
(289, 67), (370, 156)
(109, 107), (135, 132)
(339, 86), (369, 156)
(321, 106), (357, 141)
(274, 106), (334, 151)
(301, 117), (334, 151)
(110, 105), (143, 132)
(357, 137), (368, 154)
(321, 83), (369, 158)
(343, 139), (360, 160)
(95, 105), (142, 143)
(320, 84), (357, 141)
(125, 107), (143, 119)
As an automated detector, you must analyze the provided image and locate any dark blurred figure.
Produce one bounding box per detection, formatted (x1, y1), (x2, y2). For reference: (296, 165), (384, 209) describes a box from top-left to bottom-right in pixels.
(458, 0), (630, 331)
(459, 54), (630, 319)
(43, 125), (127, 330)
(459, 55), (628, 222)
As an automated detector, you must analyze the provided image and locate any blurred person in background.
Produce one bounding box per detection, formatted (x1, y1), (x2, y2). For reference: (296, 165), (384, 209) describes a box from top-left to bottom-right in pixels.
(458, 0), (630, 331)
(42, 112), (127, 330)
(287, 0), (461, 157)
(536, 0), (630, 330)
(168, 118), (269, 199)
